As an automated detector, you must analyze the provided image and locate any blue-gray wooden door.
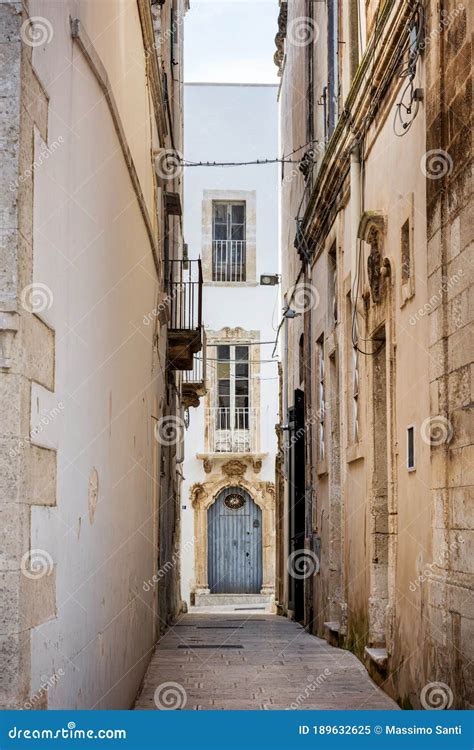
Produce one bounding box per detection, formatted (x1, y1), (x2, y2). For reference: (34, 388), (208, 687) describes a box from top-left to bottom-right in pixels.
(208, 487), (262, 594)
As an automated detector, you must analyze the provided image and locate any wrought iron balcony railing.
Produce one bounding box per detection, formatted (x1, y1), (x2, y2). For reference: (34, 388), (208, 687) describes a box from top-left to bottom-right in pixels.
(166, 259), (203, 370)
(166, 258), (202, 331)
(212, 240), (246, 282)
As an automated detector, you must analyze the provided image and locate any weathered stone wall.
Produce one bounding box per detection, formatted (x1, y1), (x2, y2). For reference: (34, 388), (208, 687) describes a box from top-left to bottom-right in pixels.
(1, 0), (57, 709)
(424, 0), (473, 709)
(0, 0), (187, 709)
(277, 0), (473, 709)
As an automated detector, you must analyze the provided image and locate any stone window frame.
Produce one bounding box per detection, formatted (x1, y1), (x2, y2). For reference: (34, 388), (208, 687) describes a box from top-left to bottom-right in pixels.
(399, 192), (416, 307)
(201, 190), (257, 286)
(327, 241), (338, 329)
(316, 334), (326, 463)
(406, 424), (416, 472)
(344, 274), (364, 463)
(204, 327), (261, 454)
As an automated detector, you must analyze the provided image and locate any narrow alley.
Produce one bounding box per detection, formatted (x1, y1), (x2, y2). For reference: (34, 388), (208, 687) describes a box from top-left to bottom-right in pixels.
(134, 613), (397, 711)
(0, 0), (472, 729)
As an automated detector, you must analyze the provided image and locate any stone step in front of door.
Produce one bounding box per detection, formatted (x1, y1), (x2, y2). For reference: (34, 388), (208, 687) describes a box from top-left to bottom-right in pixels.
(192, 593), (275, 612)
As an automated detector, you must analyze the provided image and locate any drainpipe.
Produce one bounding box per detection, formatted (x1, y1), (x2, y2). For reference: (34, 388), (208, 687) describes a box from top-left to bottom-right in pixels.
(282, 314), (289, 479)
(350, 142), (361, 287)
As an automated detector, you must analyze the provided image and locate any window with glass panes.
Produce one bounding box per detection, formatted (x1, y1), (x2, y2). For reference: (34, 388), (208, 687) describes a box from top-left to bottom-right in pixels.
(212, 202), (246, 282)
(317, 337), (325, 461)
(352, 344), (360, 442)
(216, 344), (250, 429)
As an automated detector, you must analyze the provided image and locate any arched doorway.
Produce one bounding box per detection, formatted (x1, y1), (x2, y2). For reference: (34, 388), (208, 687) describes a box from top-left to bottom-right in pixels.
(208, 486), (262, 593)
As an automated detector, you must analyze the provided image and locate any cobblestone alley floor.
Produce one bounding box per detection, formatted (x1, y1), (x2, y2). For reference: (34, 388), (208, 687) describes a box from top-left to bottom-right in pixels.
(134, 613), (399, 710)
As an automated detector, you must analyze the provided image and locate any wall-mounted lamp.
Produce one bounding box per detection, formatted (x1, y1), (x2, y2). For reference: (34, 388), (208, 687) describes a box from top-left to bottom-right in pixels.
(260, 274), (281, 286)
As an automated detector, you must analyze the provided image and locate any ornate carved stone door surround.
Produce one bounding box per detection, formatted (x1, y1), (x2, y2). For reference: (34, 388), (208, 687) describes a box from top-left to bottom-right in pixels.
(190, 459), (275, 596)
(358, 210), (397, 652)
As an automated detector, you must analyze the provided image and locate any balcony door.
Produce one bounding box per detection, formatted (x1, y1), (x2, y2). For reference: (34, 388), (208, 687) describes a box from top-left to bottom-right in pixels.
(212, 202), (246, 282)
(215, 344), (250, 452)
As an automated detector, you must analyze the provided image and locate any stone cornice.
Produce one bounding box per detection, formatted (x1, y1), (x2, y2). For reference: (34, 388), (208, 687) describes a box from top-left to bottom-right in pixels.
(273, 0), (287, 76)
(196, 453), (268, 475)
(206, 327), (259, 344)
(301, 0), (417, 255)
(137, 0), (168, 144)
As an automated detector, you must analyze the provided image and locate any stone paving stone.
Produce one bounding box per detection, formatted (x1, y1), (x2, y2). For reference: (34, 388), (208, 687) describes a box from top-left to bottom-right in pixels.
(134, 613), (399, 711)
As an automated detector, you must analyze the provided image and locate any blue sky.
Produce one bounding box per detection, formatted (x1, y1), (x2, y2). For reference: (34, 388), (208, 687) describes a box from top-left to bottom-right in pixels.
(184, 0), (280, 84)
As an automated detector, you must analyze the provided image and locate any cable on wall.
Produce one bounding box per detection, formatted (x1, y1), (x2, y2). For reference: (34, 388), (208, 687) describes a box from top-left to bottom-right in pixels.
(393, 2), (425, 136)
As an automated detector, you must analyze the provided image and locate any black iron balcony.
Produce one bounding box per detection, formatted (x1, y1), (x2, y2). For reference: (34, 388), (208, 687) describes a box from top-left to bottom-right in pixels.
(166, 259), (203, 371)
(182, 331), (207, 408)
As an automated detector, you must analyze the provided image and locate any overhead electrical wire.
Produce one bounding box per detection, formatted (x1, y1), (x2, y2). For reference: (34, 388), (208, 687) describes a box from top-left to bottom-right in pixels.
(200, 340), (277, 348)
(195, 356), (278, 364)
(180, 139), (319, 168)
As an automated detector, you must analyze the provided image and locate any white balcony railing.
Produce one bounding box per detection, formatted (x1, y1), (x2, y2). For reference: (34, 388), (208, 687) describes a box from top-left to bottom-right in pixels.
(212, 240), (246, 282)
(207, 407), (259, 453)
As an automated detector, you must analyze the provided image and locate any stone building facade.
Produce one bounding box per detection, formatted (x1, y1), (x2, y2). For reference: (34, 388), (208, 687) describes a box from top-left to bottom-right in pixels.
(275, 0), (472, 708)
(0, 0), (200, 709)
(179, 83), (279, 609)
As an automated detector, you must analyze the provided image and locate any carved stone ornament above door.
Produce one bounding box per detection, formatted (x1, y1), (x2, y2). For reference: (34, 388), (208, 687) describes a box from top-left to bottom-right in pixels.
(358, 211), (387, 304)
